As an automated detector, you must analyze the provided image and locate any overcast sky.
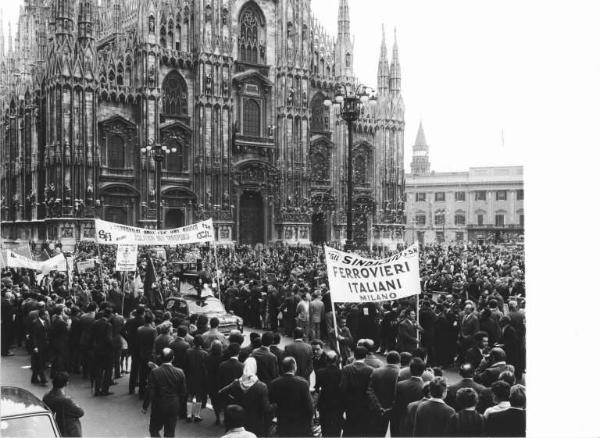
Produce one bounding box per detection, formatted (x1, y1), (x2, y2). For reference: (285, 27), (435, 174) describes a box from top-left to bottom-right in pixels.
(1, 1), (597, 173)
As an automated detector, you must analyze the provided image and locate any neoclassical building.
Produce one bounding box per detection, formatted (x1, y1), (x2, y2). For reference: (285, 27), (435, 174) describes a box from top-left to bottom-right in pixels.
(405, 123), (524, 245)
(0, 0), (405, 249)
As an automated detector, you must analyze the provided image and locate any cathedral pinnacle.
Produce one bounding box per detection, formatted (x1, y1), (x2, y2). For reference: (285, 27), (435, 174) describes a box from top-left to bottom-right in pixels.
(377, 24), (389, 96)
(410, 121), (431, 176)
(390, 27), (401, 97)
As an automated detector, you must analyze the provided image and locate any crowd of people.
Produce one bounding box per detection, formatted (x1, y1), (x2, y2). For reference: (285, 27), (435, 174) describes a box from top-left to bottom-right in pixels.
(1, 240), (525, 437)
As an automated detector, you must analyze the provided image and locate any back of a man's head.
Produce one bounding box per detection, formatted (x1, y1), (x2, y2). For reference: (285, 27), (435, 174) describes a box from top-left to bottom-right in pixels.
(491, 380), (511, 402)
(354, 346), (368, 360)
(400, 352), (413, 367)
(177, 325), (188, 338)
(490, 347), (507, 363)
(456, 387), (478, 410)
(459, 363), (475, 379)
(52, 371), (70, 389)
(229, 331), (244, 346)
(429, 377), (447, 399)
(386, 351), (400, 365)
(509, 384), (526, 408)
(209, 317), (220, 329)
(498, 370), (516, 386)
(409, 357), (426, 377)
(261, 331), (274, 347)
(281, 357), (297, 374)
(293, 327), (305, 340)
(193, 334), (204, 348)
(273, 333), (281, 345)
(224, 404), (246, 431)
(325, 350), (338, 366)
(249, 332), (260, 342)
(228, 342), (241, 357)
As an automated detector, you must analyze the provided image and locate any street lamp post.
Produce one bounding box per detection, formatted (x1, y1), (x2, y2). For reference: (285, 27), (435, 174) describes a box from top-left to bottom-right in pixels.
(141, 140), (177, 230)
(324, 84), (376, 251)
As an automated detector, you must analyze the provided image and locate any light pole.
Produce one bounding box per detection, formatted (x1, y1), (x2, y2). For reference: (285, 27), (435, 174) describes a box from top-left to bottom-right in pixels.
(324, 84), (376, 251)
(141, 139), (176, 230)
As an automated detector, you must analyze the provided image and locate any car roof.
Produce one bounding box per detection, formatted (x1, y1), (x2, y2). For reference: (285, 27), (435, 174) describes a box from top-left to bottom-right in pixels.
(1, 387), (51, 417)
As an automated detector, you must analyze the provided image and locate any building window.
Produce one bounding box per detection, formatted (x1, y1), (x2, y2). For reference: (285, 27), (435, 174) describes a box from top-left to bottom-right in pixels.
(520, 214), (524, 226)
(415, 192), (426, 202)
(517, 189), (524, 200)
(107, 135), (125, 168)
(477, 214), (484, 226)
(353, 155), (367, 186)
(456, 232), (464, 241)
(496, 190), (507, 201)
(454, 214), (465, 226)
(436, 231), (445, 243)
(434, 192), (445, 202)
(495, 214), (505, 226)
(243, 99), (261, 137)
(455, 191), (465, 201)
(239, 6), (265, 64)
(435, 214), (445, 226)
(415, 215), (426, 226)
(162, 71), (188, 116)
(165, 143), (184, 172)
(475, 191), (487, 201)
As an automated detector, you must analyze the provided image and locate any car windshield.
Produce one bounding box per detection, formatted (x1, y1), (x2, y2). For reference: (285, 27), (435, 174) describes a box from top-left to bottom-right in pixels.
(1, 414), (57, 437)
(166, 299), (188, 314)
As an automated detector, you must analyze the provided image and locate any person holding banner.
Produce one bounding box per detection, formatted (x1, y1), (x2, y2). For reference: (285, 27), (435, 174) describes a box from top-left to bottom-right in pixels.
(397, 310), (423, 354)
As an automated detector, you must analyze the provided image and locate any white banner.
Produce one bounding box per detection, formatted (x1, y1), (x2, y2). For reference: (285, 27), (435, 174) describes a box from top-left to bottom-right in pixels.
(77, 259), (96, 273)
(324, 244), (421, 303)
(94, 218), (215, 246)
(6, 249), (42, 270)
(116, 244), (138, 272)
(40, 254), (68, 275)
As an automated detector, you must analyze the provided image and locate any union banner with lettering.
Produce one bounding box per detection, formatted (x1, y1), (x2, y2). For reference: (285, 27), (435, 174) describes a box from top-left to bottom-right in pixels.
(324, 244), (421, 303)
(94, 218), (215, 246)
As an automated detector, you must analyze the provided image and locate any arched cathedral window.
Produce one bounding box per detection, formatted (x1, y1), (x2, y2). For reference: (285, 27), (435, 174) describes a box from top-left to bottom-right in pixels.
(354, 155), (367, 186)
(162, 71), (188, 116)
(243, 99), (260, 137)
(107, 135), (125, 169)
(311, 94), (326, 132)
(238, 5), (266, 64)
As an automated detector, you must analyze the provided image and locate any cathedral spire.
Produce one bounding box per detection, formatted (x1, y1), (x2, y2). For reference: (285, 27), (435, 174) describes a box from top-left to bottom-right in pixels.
(0, 10), (5, 59)
(77, 0), (96, 42)
(335, 0), (353, 78)
(7, 22), (12, 55)
(410, 121), (431, 176)
(390, 27), (401, 98)
(377, 24), (389, 96)
(52, 0), (75, 37)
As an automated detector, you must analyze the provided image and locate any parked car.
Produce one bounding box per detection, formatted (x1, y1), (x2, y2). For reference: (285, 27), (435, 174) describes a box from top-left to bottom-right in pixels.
(1, 386), (60, 437)
(165, 294), (243, 334)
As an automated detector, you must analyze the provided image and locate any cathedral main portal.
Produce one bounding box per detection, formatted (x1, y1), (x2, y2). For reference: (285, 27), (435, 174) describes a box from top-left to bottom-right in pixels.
(239, 191), (264, 245)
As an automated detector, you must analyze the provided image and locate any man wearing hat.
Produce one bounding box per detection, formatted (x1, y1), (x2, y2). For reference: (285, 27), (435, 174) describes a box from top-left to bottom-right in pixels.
(142, 347), (187, 438)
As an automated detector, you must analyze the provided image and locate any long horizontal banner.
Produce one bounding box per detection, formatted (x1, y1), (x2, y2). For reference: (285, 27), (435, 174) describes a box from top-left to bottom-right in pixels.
(324, 244), (421, 303)
(5, 250), (67, 274)
(94, 218), (215, 246)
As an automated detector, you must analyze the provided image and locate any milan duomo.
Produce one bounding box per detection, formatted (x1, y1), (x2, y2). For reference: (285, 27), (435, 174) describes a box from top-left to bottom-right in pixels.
(0, 0), (405, 249)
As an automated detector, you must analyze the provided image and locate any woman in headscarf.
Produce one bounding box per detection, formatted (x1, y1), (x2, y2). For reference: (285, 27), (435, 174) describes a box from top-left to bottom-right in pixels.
(205, 340), (224, 425)
(218, 357), (272, 437)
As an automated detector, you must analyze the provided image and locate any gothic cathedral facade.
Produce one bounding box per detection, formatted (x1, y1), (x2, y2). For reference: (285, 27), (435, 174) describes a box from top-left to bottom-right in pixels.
(0, 0), (405, 248)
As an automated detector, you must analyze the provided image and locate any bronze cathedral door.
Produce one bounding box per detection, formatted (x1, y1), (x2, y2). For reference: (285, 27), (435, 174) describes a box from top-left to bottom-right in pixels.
(239, 191), (264, 244)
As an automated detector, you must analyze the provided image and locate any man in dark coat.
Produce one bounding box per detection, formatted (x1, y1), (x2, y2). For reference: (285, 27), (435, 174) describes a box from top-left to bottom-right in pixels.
(1, 292), (16, 356)
(315, 351), (343, 437)
(142, 348), (187, 438)
(464, 331), (489, 370)
(283, 327), (313, 382)
(339, 346), (374, 437)
(30, 309), (50, 385)
(412, 377), (455, 436)
(137, 312), (158, 398)
(499, 316), (523, 379)
(444, 387), (484, 437)
(184, 335), (209, 422)
(111, 310), (126, 380)
(43, 372), (84, 437)
(484, 384), (526, 437)
(218, 343), (244, 391)
(367, 350), (401, 436)
(79, 303), (97, 379)
(269, 357), (313, 437)
(474, 347), (515, 387)
(125, 305), (146, 394)
(458, 303), (480, 361)
(393, 357), (426, 436)
(397, 310), (421, 354)
(251, 331), (279, 385)
(445, 363), (486, 411)
(91, 307), (114, 396)
(269, 333), (285, 373)
(169, 326), (191, 370)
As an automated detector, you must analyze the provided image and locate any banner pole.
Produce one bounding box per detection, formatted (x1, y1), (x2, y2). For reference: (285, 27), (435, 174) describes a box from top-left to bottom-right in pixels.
(213, 243), (220, 300)
(96, 241), (106, 295)
(330, 301), (341, 359)
(121, 272), (126, 316)
(416, 291), (421, 347)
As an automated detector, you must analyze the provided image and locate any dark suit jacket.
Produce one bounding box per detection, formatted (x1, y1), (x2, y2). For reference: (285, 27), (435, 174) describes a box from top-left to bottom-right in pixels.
(460, 313), (480, 339)
(219, 379), (272, 437)
(218, 357), (244, 390)
(474, 362), (515, 387)
(239, 344), (254, 363)
(124, 315), (144, 354)
(169, 337), (191, 369)
(484, 407), (526, 437)
(464, 346), (484, 369)
(499, 325), (521, 366)
(43, 389), (84, 437)
(284, 340), (313, 381)
(31, 318), (49, 351)
(394, 376), (425, 434)
(367, 363), (400, 411)
(314, 365), (342, 411)
(137, 325), (157, 361)
(340, 361), (374, 413)
(90, 317), (113, 354)
(143, 363), (186, 414)
(251, 346), (279, 385)
(445, 409), (485, 437)
(269, 345), (285, 373)
(397, 319), (418, 353)
(413, 399), (455, 436)
(184, 347), (208, 394)
(445, 378), (486, 410)
(269, 373), (313, 437)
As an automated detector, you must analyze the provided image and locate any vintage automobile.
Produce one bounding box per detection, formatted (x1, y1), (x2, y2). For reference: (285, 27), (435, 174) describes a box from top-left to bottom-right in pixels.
(1, 386), (61, 437)
(165, 294), (243, 334)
